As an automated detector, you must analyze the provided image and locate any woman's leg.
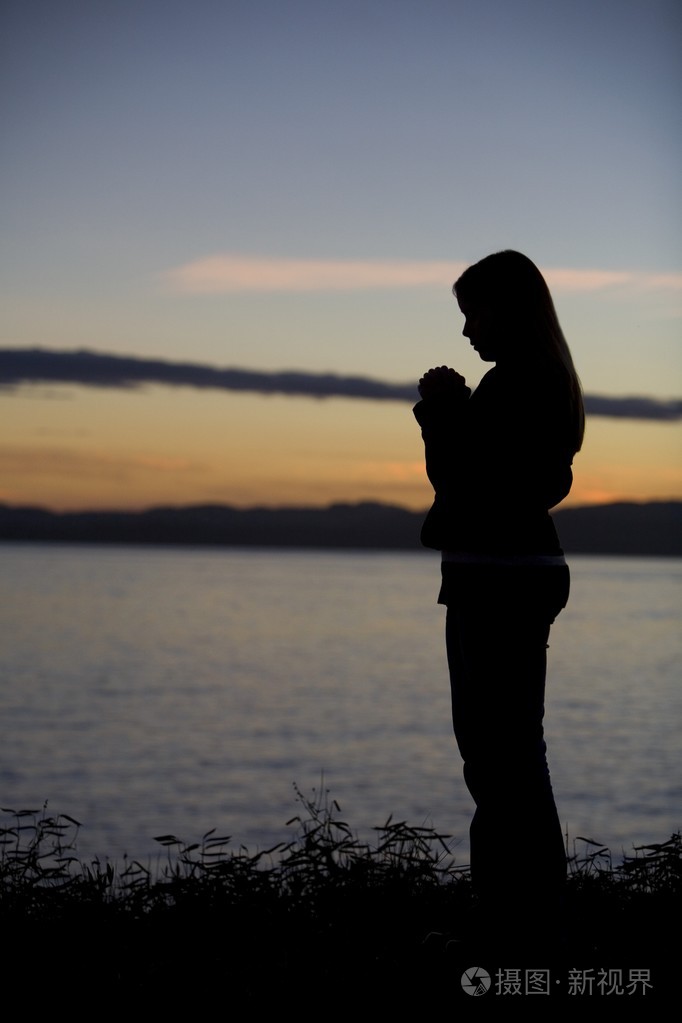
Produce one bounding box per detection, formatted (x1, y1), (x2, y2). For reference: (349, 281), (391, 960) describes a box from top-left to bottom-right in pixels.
(445, 566), (568, 933)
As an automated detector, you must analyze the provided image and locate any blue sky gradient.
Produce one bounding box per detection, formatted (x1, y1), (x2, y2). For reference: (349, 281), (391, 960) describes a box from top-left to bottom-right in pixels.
(2, 0), (680, 510)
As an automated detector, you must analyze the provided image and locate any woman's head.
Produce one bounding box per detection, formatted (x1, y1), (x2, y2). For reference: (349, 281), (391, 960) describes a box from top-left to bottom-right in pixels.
(454, 250), (585, 451)
(454, 250), (559, 360)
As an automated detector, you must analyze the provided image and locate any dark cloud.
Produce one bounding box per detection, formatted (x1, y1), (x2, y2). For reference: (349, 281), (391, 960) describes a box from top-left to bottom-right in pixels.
(1, 347), (680, 421)
(583, 394), (682, 421)
(0, 347), (417, 402)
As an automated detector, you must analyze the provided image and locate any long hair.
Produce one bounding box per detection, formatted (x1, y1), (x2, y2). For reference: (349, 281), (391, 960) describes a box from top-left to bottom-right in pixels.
(454, 250), (585, 453)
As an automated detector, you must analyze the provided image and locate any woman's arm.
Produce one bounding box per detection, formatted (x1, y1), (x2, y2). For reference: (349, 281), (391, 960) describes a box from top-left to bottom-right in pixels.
(415, 366), (570, 501)
(413, 367), (470, 493)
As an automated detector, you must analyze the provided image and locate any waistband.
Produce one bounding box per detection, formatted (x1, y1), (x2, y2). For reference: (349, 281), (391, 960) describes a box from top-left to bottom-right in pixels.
(441, 550), (567, 567)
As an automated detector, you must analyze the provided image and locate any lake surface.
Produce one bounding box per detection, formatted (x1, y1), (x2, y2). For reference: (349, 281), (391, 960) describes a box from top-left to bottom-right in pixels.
(1, 543), (680, 866)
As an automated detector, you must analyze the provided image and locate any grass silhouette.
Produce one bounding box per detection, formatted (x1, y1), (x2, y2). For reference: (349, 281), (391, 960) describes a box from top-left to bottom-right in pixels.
(1, 786), (679, 1003)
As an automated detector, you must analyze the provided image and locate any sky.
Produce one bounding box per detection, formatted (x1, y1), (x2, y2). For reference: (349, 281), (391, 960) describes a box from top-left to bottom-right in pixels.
(1, 0), (680, 512)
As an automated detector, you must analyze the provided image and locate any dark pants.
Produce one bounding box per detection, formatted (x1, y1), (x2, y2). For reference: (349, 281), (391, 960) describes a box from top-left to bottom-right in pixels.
(444, 564), (570, 930)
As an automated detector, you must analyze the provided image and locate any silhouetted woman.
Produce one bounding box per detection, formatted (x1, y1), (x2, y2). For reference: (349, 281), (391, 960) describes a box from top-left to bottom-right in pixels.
(414, 250), (584, 944)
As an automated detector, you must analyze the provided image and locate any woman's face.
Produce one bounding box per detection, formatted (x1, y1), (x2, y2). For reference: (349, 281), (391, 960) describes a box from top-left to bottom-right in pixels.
(457, 299), (501, 362)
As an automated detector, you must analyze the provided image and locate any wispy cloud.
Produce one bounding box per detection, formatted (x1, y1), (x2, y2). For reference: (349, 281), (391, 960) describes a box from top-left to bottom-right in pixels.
(161, 255), (467, 293)
(2, 348), (680, 422)
(545, 268), (682, 292)
(160, 253), (682, 295)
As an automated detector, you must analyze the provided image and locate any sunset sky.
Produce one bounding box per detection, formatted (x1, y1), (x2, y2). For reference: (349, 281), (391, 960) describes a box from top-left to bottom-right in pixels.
(2, 0), (680, 512)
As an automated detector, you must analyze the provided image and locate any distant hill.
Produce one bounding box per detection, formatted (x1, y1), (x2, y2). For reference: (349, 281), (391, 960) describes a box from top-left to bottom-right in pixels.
(0, 500), (680, 556)
(553, 501), (682, 557)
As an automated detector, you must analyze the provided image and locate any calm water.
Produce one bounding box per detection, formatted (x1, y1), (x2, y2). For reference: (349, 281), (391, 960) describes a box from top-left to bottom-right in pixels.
(1, 543), (680, 865)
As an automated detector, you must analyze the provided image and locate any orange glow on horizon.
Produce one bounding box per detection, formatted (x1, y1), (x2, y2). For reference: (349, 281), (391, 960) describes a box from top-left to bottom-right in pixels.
(2, 382), (680, 514)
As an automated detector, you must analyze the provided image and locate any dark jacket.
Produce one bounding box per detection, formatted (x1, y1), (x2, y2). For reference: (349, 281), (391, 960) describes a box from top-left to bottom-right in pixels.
(413, 363), (575, 556)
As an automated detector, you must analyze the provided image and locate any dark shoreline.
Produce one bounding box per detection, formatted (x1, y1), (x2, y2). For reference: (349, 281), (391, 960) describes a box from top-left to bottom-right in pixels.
(1, 499), (681, 556)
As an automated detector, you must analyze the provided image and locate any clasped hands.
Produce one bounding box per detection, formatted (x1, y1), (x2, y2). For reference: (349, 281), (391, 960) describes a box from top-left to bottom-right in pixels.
(418, 365), (469, 400)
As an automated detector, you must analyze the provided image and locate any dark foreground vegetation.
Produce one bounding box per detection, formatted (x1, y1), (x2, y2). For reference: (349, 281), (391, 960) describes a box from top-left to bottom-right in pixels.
(2, 790), (679, 1006)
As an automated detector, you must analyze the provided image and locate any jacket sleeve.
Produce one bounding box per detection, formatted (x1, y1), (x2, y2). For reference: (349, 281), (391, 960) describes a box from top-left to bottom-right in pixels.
(413, 369), (575, 552)
(413, 391), (470, 495)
